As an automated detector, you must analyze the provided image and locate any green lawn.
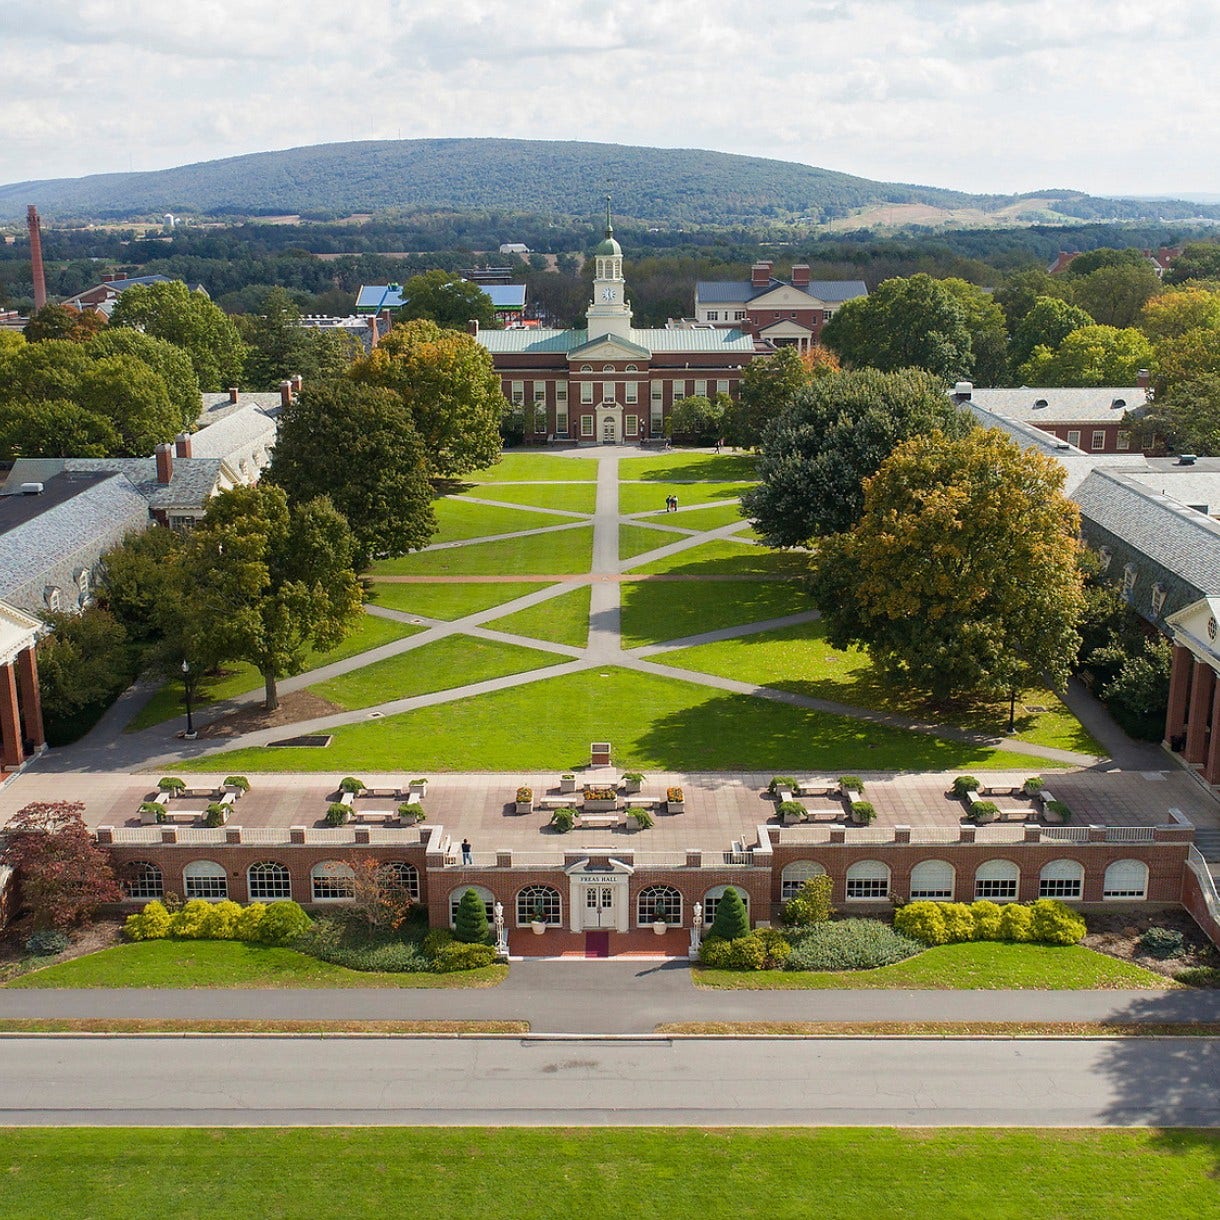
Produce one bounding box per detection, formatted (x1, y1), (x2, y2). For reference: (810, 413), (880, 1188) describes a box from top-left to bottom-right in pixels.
(486, 585), (591, 647)
(308, 635), (564, 710)
(6, 939), (506, 990)
(696, 942), (1170, 990)
(464, 482), (597, 513)
(628, 537), (810, 578)
(184, 666), (1060, 774)
(618, 480), (756, 515)
(628, 502), (752, 531)
(467, 452), (596, 481)
(621, 579), (814, 649)
(369, 526), (593, 576)
(619, 452), (758, 481)
(431, 497), (572, 544)
(664, 621), (1103, 755)
(125, 614), (423, 732)
(2, 1128), (1215, 1218)
(619, 522), (687, 560)
(367, 581), (546, 620)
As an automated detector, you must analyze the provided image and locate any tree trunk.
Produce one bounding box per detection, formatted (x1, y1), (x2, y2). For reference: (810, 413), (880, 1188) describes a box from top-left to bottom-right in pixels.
(263, 671), (279, 711)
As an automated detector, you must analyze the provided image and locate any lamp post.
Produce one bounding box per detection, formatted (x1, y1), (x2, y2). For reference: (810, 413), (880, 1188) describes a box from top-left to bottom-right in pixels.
(181, 659), (197, 740)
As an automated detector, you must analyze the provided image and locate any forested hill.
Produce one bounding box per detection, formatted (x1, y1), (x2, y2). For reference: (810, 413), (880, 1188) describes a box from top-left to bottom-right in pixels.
(2, 138), (1217, 226)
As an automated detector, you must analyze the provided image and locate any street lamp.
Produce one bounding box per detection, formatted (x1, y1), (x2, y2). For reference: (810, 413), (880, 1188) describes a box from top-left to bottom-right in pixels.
(181, 659), (197, 740)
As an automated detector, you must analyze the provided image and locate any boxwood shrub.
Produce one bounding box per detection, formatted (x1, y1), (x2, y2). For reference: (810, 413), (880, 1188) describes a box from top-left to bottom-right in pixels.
(785, 919), (923, 971)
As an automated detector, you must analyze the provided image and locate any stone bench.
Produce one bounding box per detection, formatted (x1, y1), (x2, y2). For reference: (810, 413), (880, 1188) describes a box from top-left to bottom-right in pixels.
(1038, 790), (1065, 823)
(538, 795), (578, 810)
(795, 782), (837, 799)
(774, 787), (795, 804)
(577, 814), (619, 828)
(362, 787), (402, 800)
(352, 809), (397, 824)
(622, 795), (658, 808)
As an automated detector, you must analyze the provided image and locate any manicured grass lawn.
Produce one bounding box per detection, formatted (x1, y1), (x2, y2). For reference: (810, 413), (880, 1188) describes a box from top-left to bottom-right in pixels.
(125, 614), (423, 731)
(308, 635), (564, 709)
(486, 585), (590, 647)
(619, 451), (758, 481)
(431, 497), (572, 544)
(664, 621), (1103, 755)
(696, 942), (1171, 990)
(467, 452), (596, 481)
(621, 579), (814, 648)
(5, 940), (506, 989)
(2, 1128), (1216, 1219)
(367, 581), (546, 620)
(629, 537), (810, 578)
(185, 666), (1059, 774)
(619, 521), (686, 560)
(369, 526), (593, 576)
(464, 482), (597, 513)
(629, 502), (751, 531)
(618, 480), (756, 515)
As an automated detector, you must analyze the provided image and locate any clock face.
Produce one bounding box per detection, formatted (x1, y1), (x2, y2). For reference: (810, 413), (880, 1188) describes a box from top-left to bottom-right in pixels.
(601, 288), (616, 302)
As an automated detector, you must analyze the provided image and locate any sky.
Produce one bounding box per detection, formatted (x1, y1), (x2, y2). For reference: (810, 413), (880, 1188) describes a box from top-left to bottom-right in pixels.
(2, 0), (1218, 198)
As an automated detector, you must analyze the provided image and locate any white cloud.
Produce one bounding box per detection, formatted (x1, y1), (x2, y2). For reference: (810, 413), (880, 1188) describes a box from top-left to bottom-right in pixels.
(0, 0), (1217, 197)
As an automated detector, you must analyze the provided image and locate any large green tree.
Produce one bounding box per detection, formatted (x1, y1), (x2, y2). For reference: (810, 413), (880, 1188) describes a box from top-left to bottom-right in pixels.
(239, 287), (359, 390)
(180, 484), (363, 709)
(1070, 262), (1162, 329)
(728, 347), (811, 447)
(35, 608), (134, 729)
(809, 428), (1085, 704)
(23, 304), (106, 344)
(88, 328), (200, 431)
(1128, 374), (1220, 454)
(76, 354), (180, 455)
(268, 381), (437, 567)
(109, 280), (246, 390)
(940, 278), (1009, 386)
(1010, 297), (1095, 371)
(1018, 325), (1154, 387)
(667, 393), (727, 445)
(742, 368), (973, 546)
(398, 270), (499, 330)
(348, 318), (506, 477)
(0, 398), (119, 461)
(1164, 241), (1220, 285)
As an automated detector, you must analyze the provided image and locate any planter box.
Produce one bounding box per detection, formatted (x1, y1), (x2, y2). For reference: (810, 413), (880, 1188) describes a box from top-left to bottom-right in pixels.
(408, 781), (428, 797)
(667, 800), (685, 814)
(515, 800), (533, 814)
(623, 779), (643, 794)
(583, 797), (618, 811)
(560, 776), (578, 793)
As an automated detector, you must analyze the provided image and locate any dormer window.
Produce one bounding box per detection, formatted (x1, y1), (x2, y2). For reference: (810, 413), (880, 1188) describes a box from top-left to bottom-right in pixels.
(44, 586), (61, 612)
(1122, 563), (1137, 600)
(1097, 546), (1112, 573)
(1111, 399), (1126, 409)
(76, 568), (92, 605)
(1151, 582), (1168, 616)
(1033, 399), (1048, 408)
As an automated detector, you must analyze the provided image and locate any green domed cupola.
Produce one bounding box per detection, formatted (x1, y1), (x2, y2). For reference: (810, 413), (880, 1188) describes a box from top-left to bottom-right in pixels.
(586, 195), (632, 339)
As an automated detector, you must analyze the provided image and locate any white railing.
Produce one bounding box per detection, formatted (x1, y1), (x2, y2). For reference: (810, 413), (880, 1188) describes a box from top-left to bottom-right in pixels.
(230, 827), (294, 844)
(1041, 826), (1092, 843)
(1105, 827), (1157, 843)
(775, 826), (835, 843)
(843, 827), (895, 843)
(910, 827), (965, 844)
(108, 827), (165, 843)
(1186, 846), (1220, 926)
(169, 828), (230, 844)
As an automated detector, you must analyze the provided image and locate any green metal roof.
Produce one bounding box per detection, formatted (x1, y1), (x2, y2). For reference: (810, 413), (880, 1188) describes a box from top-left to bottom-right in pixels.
(476, 327), (757, 356)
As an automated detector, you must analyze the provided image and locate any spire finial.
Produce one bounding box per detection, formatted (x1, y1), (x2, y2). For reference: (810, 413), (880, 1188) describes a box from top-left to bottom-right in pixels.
(604, 194), (613, 237)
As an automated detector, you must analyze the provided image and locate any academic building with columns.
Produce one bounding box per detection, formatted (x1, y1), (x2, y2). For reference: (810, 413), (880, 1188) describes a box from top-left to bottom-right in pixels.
(476, 210), (765, 443)
(0, 603), (44, 772)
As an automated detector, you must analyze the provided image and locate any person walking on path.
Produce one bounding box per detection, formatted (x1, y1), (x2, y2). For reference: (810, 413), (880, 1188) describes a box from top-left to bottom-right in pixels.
(461, 837), (473, 864)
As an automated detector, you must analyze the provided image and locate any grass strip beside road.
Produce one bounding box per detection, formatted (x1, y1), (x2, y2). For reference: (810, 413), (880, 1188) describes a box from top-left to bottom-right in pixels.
(0, 1019), (528, 1035)
(0, 1128), (1216, 1218)
(694, 942), (1173, 990)
(658, 1021), (1220, 1036)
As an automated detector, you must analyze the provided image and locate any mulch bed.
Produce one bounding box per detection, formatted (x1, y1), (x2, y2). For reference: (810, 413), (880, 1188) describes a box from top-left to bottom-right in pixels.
(195, 691), (342, 739)
(1083, 909), (1219, 980)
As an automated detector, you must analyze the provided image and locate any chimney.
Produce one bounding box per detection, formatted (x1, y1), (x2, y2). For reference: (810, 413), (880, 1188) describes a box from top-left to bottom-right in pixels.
(952, 381), (974, 402)
(791, 264), (811, 288)
(290, 373), (303, 395)
(155, 443), (173, 485)
(367, 315), (380, 348)
(750, 261), (773, 289)
(1137, 368), (1151, 390)
(467, 319), (480, 336)
(174, 432), (192, 459)
(228, 386), (240, 404)
(279, 379), (293, 408)
(101, 272), (122, 284)
(26, 206), (47, 312)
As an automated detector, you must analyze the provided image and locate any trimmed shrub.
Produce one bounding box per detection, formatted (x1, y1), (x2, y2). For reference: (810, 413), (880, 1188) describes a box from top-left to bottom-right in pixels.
(1175, 966), (1220, 987)
(170, 898), (214, 939)
(894, 901), (948, 946)
(453, 888), (490, 944)
(203, 803), (227, 828)
(325, 802), (350, 826)
(698, 937), (733, 968)
(781, 874), (834, 927)
(786, 920), (923, 972)
(422, 928), (454, 959)
(709, 887), (750, 941)
(754, 927), (793, 969)
(1029, 899), (1087, 946)
(941, 902), (976, 943)
(969, 800), (999, 822)
(952, 775), (981, 797)
(25, 929), (69, 957)
(138, 801), (165, 819)
(433, 942), (498, 972)
(1023, 777), (1044, 793)
(1046, 799), (1072, 820)
(970, 900), (1004, 941)
(728, 935), (768, 971)
(550, 807), (576, 833)
(257, 901), (312, 946)
(776, 800), (807, 823)
(328, 941), (432, 972)
(630, 809), (655, 830)
(124, 900), (172, 942)
(998, 903), (1033, 943)
(234, 902), (267, 942)
(398, 802), (427, 822)
(1140, 926), (1187, 960)
(850, 800), (876, 823)
(838, 776), (864, 792)
(199, 899), (243, 939)
(338, 776), (365, 793)
(157, 777), (186, 793)
(768, 776), (797, 795)
(223, 776), (250, 792)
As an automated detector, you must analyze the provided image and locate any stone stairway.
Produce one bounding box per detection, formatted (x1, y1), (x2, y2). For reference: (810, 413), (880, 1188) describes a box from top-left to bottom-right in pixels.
(1191, 827), (1220, 862)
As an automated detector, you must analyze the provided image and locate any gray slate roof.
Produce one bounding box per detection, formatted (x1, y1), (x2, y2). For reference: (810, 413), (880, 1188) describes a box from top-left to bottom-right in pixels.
(4, 457), (226, 513)
(695, 279), (868, 305)
(190, 405), (277, 462)
(198, 391), (284, 427)
(966, 386), (1148, 425)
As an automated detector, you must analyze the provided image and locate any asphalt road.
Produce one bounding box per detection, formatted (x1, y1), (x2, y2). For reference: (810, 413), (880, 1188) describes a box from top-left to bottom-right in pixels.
(2, 1035), (1218, 1126)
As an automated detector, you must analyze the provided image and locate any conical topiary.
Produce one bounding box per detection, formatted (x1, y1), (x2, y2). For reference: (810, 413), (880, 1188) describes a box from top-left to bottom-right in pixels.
(454, 888), (490, 944)
(709, 886), (750, 941)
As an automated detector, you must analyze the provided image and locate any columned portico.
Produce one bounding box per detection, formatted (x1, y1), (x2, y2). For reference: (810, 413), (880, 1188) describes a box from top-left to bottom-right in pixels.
(1165, 599), (1220, 784)
(565, 857), (633, 934)
(0, 602), (44, 771)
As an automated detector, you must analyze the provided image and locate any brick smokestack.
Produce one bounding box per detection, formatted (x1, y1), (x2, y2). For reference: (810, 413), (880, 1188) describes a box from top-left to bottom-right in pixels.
(279, 380), (293, 408)
(26, 206), (47, 312)
(155, 443), (173, 485)
(228, 387), (240, 404)
(367, 315), (380, 348)
(467, 319), (480, 336)
(174, 432), (192, 459)
(750, 261), (773, 289)
(290, 373), (302, 395)
(791, 264), (811, 288)
(1137, 368), (1151, 390)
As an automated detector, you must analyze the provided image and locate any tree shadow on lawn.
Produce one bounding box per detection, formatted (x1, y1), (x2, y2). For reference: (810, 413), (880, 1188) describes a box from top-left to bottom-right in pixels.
(626, 454), (758, 483)
(630, 691), (1016, 773)
(637, 550), (809, 580)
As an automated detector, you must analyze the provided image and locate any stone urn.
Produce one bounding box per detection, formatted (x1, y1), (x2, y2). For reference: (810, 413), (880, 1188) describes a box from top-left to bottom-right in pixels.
(652, 920), (668, 937)
(530, 920), (547, 936)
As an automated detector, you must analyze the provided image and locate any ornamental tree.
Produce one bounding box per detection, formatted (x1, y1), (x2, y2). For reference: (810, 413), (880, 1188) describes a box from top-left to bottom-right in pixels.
(454, 888), (490, 944)
(742, 367), (973, 545)
(267, 380), (436, 567)
(809, 428), (1085, 705)
(709, 886), (750, 941)
(23, 304), (107, 344)
(0, 801), (122, 929)
(345, 858), (415, 932)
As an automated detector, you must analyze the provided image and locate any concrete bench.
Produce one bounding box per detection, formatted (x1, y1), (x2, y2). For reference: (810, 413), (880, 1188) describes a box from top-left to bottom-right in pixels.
(577, 814), (619, 828)
(623, 795), (657, 808)
(774, 787), (794, 804)
(166, 809), (203, 824)
(538, 795), (578, 810)
(362, 787), (402, 800)
(352, 809), (396, 823)
(1038, 790), (1065, 823)
(339, 790), (356, 808)
(795, 782), (837, 799)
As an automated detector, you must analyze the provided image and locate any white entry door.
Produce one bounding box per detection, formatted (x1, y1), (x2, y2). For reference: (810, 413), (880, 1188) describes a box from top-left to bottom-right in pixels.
(602, 416), (617, 443)
(582, 885), (615, 929)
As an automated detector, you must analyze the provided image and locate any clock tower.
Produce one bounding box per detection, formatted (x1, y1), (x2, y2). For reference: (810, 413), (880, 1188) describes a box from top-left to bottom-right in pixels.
(585, 197), (633, 341)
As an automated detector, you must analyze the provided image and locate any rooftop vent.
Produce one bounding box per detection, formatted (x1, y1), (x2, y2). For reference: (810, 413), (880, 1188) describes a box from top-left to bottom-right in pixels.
(1033, 398), (1048, 408)
(19, 482), (44, 495)
(1111, 398), (1127, 409)
(1179, 454), (1199, 466)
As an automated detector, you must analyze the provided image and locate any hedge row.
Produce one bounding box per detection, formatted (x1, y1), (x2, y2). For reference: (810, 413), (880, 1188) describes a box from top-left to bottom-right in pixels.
(894, 899), (1086, 946)
(124, 899), (311, 945)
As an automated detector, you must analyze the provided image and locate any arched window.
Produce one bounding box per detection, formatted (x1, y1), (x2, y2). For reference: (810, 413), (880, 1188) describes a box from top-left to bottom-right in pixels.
(310, 860), (355, 902)
(846, 860), (890, 900)
(625, 363), (638, 372)
(602, 363), (615, 372)
(975, 859), (1020, 901)
(247, 861), (292, 901)
(580, 364), (593, 373)
(516, 885), (562, 927)
(1039, 859), (1084, 900)
(703, 884), (748, 925)
(183, 860), (227, 901)
(378, 860), (419, 901)
(909, 860), (955, 901)
(1103, 859), (1148, 901)
(637, 885), (683, 926)
(124, 861), (163, 901)
(781, 860), (826, 900)
(450, 885), (495, 928)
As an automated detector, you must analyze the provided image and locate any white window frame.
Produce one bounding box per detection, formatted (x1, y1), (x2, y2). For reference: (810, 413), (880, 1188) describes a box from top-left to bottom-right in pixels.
(580, 383), (594, 404)
(1039, 858), (1084, 900)
(909, 859), (955, 901)
(533, 384), (546, 403)
(247, 861), (292, 901)
(1117, 430), (1131, 451)
(184, 860), (227, 901)
(533, 403), (548, 433)
(556, 410), (569, 437)
(378, 860), (420, 900)
(651, 381), (663, 402)
(846, 860), (890, 900)
(694, 379), (707, 398)
(516, 884), (562, 927)
(1091, 430), (1106, 450)
(637, 885), (683, 926)
(124, 861), (164, 901)
(625, 381), (638, 404)
(1103, 859), (1148, 901)
(625, 414), (638, 436)
(707, 310), (719, 322)
(672, 380), (686, 400)
(580, 414), (594, 437)
(510, 380), (524, 406)
(311, 860), (355, 902)
(974, 859), (1019, 901)
(1066, 429), (1081, 447)
(780, 860), (826, 900)
(651, 410), (664, 436)
(717, 379), (729, 395)
(556, 382), (568, 403)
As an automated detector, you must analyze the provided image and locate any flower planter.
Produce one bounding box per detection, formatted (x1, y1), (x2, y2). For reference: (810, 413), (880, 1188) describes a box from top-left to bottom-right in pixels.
(515, 800), (533, 815)
(583, 798), (618, 812)
(667, 800), (685, 814)
(409, 780), (428, 797)
(560, 775), (578, 793)
(623, 778), (643, 794)
(652, 920), (668, 936)
(530, 921), (547, 936)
